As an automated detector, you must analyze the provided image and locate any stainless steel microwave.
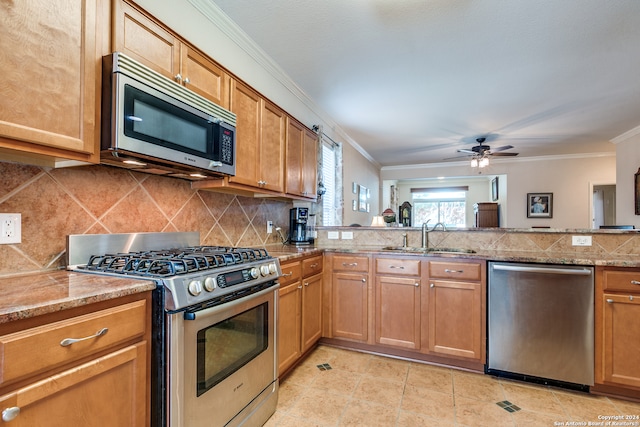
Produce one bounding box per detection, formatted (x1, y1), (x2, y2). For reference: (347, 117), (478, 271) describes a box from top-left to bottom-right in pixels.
(101, 52), (236, 180)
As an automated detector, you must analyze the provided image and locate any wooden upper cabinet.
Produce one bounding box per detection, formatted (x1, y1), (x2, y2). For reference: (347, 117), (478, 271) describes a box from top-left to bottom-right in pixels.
(0, 0), (99, 163)
(113, 0), (180, 79)
(229, 80), (262, 187)
(112, 0), (229, 108)
(259, 100), (286, 192)
(286, 118), (318, 199)
(180, 46), (230, 109)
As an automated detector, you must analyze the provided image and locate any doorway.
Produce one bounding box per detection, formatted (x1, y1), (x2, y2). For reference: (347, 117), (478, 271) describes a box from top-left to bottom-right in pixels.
(592, 185), (616, 228)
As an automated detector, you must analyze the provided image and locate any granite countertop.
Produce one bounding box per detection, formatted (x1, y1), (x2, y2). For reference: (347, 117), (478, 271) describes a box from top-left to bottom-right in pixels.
(0, 270), (156, 324)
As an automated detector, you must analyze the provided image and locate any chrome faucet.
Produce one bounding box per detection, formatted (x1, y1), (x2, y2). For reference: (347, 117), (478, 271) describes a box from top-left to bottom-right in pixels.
(422, 220), (446, 249)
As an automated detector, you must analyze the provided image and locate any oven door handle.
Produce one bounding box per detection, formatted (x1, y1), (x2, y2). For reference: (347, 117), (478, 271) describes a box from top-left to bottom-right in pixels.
(182, 284), (278, 320)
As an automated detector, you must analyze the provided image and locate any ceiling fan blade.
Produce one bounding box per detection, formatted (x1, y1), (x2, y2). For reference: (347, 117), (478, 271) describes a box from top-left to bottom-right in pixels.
(489, 152), (519, 157)
(443, 154), (472, 160)
(457, 149), (476, 154)
(489, 145), (514, 153)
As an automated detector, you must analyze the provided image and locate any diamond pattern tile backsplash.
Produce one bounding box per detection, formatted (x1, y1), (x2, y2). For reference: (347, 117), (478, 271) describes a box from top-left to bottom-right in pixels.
(0, 162), (293, 276)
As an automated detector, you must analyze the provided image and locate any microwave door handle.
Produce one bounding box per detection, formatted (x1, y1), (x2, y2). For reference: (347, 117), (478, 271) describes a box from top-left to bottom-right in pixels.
(209, 161), (223, 168)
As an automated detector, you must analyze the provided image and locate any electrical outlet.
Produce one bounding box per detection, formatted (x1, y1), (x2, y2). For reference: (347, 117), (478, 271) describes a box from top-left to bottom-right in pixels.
(327, 231), (339, 239)
(341, 231), (354, 240)
(0, 213), (21, 244)
(572, 235), (592, 246)
(266, 221), (273, 234)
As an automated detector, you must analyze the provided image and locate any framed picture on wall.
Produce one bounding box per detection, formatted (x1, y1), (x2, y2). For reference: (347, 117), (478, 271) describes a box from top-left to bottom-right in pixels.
(358, 185), (368, 212)
(527, 193), (553, 218)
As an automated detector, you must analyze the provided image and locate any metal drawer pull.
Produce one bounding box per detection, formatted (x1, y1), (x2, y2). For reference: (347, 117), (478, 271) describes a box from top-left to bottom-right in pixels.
(631, 280), (640, 285)
(606, 299), (614, 304)
(2, 407), (20, 422)
(444, 269), (463, 273)
(390, 265), (405, 269)
(414, 282), (420, 287)
(361, 278), (366, 283)
(304, 282), (309, 286)
(310, 263), (319, 268)
(60, 328), (108, 347)
(282, 272), (293, 277)
(430, 283), (435, 288)
(343, 263), (358, 267)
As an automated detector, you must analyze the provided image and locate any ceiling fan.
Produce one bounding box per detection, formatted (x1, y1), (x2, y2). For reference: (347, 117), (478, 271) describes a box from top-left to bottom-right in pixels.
(454, 137), (518, 167)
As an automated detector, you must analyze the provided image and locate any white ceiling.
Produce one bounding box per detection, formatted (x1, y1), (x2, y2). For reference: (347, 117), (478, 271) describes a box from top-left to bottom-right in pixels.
(210, 0), (640, 167)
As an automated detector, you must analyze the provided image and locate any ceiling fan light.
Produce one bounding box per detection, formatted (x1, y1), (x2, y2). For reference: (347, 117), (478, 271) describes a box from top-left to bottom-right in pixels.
(470, 158), (479, 167)
(479, 157), (489, 168)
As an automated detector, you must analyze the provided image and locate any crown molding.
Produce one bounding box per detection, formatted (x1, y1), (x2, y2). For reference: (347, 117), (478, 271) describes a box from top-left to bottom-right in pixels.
(610, 125), (640, 144)
(380, 151), (616, 171)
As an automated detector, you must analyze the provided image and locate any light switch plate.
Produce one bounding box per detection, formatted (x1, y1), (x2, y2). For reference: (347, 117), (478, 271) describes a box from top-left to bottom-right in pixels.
(328, 231), (339, 239)
(341, 231), (353, 240)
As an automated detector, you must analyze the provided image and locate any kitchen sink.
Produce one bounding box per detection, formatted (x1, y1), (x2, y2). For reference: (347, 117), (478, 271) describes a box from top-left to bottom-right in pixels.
(381, 246), (476, 254)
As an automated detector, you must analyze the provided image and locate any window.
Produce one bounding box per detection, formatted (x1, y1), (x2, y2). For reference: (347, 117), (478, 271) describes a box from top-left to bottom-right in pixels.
(321, 142), (337, 226)
(412, 188), (467, 228)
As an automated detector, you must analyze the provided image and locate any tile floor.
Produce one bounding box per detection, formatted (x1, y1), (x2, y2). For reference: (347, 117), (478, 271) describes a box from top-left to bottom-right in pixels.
(265, 345), (640, 427)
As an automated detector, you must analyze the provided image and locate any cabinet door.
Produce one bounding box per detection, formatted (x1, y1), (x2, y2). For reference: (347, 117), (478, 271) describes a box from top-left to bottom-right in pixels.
(301, 273), (323, 353)
(277, 281), (302, 376)
(332, 272), (368, 342)
(180, 46), (230, 108)
(285, 118), (304, 196)
(113, 0), (180, 79)
(0, 342), (147, 426)
(0, 0), (97, 159)
(601, 294), (640, 388)
(375, 276), (421, 350)
(260, 100), (286, 192)
(427, 279), (482, 361)
(229, 80), (261, 187)
(301, 127), (318, 198)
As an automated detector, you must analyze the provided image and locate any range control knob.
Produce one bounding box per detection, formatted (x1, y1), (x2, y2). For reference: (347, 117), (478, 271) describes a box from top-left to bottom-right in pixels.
(188, 280), (203, 296)
(268, 262), (278, 274)
(260, 264), (270, 276)
(203, 277), (216, 292)
(250, 267), (260, 279)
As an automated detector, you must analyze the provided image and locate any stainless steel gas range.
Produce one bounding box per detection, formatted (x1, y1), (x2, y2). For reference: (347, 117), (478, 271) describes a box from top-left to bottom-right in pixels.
(67, 232), (281, 427)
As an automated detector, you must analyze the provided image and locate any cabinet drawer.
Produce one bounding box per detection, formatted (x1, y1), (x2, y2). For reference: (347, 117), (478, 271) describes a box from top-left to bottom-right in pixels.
(332, 255), (369, 272)
(428, 260), (481, 281)
(602, 269), (640, 293)
(0, 300), (147, 386)
(279, 262), (302, 285)
(376, 257), (421, 276)
(302, 256), (323, 277)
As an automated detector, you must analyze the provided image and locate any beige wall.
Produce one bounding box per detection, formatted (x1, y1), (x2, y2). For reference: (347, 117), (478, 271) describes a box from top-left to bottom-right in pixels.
(342, 143), (381, 226)
(0, 162), (292, 276)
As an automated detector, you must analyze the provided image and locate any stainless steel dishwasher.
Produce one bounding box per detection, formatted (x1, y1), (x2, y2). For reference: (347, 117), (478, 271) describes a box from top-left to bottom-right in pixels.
(487, 262), (594, 390)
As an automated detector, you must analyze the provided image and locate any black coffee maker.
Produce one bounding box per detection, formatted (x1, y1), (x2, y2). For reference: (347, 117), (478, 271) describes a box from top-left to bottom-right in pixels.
(289, 207), (313, 245)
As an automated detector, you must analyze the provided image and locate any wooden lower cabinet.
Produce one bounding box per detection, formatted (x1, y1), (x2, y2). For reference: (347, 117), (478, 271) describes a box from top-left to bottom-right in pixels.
(0, 294), (150, 426)
(426, 279), (483, 360)
(277, 255), (323, 376)
(424, 259), (485, 362)
(594, 267), (640, 397)
(375, 275), (421, 350)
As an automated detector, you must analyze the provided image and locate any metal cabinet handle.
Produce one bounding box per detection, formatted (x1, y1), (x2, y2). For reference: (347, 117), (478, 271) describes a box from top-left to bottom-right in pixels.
(297, 285), (303, 289)
(631, 280), (640, 285)
(361, 278), (366, 283)
(414, 282), (420, 287)
(2, 407), (20, 422)
(282, 272), (293, 277)
(342, 262), (358, 267)
(390, 265), (405, 269)
(310, 263), (319, 268)
(183, 77), (190, 85)
(606, 299), (614, 304)
(304, 282), (309, 286)
(174, 73), (182, 83)
(60, 328), (108, 347)
(444, 269), (463, 273)
(430, 283), (435, 288)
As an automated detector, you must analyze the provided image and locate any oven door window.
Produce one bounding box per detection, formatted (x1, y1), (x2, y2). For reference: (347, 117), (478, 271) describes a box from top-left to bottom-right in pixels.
(196, 302), (268, 396)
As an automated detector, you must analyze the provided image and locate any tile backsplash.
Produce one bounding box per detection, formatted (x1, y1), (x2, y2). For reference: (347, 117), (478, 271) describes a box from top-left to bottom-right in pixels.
(0, 162), (293, 276)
